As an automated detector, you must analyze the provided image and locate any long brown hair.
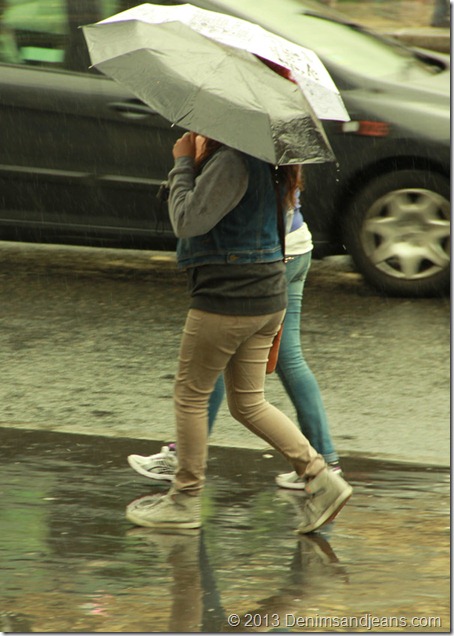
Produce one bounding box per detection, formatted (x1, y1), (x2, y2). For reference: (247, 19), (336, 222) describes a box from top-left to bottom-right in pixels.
(195, 137), (222, 170)
(274, 164), (304, 210)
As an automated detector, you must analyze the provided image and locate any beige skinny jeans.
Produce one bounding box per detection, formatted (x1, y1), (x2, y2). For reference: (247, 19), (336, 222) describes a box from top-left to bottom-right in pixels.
(174, 308), (325, 493)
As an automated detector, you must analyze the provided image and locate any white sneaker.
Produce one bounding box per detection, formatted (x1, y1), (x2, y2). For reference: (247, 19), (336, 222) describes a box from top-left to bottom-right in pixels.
(275, 462), (342, 491)
(127, 445), (177, 482)
(275, 471), (308, 490)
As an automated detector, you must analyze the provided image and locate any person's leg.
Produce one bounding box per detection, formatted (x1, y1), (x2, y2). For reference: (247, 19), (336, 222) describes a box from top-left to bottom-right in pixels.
(126, 364), (225, 482)
(173, 310), (228, 493)
(126, 308), (351, 532)
(276, 253), (338, 464)
(223, 311), (326, 478)
(126, 309), (231, 528)
(174, 308), (326, 493)
(220, 313), (352, 533)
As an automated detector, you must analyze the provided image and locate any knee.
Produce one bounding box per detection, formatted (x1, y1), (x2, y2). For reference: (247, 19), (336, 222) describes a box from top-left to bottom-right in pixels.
(226, 392), (265, 424)
(175, 379), (210, 412)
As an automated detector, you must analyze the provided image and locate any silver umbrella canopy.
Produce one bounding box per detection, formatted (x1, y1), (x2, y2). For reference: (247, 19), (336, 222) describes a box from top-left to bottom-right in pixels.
(93, 3), (350, 123)
(83, 9), (337, 164)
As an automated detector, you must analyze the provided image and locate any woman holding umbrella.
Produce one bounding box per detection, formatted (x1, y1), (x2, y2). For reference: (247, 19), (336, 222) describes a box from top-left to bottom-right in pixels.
(126, 132), (352, 534)
(127, 176), (342, 488)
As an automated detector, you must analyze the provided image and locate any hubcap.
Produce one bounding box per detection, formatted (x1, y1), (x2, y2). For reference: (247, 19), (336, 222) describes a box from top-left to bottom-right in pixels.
(361, 188), (450, 280)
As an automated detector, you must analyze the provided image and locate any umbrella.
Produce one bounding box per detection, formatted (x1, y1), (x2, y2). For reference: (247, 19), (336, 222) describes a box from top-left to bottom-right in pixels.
(82, 4), (340, 165)
(96, 3), (349, 123)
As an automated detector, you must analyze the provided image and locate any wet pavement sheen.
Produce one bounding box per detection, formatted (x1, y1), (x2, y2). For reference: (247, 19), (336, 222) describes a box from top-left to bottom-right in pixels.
(0, 242), (449, 467)
(0, 428), (450, 633)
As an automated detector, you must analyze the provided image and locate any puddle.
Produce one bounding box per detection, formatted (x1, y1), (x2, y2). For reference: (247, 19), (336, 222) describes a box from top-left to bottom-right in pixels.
(0, 428), (450, 633)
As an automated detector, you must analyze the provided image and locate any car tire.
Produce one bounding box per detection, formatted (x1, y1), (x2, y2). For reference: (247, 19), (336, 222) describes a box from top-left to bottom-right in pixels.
(343, 170), (450, 297)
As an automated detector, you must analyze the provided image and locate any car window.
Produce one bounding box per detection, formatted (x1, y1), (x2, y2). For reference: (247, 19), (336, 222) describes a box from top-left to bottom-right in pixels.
(0, 0), (438, 80)
(1, 0), (102, 67)
(279, 13), (439, 81)
(0, 0), (183, 71)
(182, 0), (441, 82)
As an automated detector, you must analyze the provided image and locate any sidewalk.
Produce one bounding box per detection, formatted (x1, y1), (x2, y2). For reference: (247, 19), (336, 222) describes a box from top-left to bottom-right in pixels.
(0, 241), (449, 468)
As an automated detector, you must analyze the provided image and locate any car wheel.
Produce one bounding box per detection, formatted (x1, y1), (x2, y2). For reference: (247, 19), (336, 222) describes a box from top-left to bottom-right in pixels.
(343, 170), (450, 297)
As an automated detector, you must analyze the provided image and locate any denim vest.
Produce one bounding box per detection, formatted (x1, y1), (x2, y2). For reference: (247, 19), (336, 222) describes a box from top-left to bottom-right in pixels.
(176, 153), (282, 269)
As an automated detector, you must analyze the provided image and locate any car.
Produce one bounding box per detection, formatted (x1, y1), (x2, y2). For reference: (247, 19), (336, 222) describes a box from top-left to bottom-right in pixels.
(0, 0), (450, 296)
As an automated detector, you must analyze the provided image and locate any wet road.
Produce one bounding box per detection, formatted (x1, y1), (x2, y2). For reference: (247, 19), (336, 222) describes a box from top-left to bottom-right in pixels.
(0, 428), (450, 633)
(0, 241), (449, 465)
(0, 242), (450, 632)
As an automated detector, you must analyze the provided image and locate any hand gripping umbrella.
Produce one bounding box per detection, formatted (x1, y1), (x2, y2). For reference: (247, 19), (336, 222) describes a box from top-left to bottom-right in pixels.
(82, 4), (344, 165)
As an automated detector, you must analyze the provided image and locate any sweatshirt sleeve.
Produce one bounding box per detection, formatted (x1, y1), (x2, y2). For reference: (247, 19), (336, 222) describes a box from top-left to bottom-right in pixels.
(167, 147), (249, 238)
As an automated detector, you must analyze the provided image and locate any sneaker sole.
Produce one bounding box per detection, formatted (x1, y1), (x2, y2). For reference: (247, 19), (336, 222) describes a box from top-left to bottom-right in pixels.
(296, 485), (353, 534)
(127, 456), (175, 482)
(126, 509), (201, 529)
(275, 476), (307, 490)
(276, 466), (341, 491)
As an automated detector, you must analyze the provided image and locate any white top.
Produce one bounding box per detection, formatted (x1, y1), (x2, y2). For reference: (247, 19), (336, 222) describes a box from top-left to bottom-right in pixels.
(285, 222), (313, 256)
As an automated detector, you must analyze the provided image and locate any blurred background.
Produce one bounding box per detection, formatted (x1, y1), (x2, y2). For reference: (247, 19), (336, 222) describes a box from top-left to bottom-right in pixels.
(320, 0), (450, 28)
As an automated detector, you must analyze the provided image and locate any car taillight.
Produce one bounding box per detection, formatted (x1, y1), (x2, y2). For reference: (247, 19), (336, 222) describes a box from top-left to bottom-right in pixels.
(341, 120), (390, 137)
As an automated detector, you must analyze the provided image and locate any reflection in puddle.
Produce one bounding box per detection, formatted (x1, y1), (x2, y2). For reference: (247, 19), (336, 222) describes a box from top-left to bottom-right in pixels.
(0, 428), (450, 632)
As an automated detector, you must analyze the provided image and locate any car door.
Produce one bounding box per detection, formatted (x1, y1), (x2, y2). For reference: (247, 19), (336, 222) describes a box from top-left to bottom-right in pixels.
(0, 0), (179, 248)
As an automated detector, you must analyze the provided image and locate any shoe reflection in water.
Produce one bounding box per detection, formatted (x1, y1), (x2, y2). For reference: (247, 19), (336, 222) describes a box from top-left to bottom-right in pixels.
(275, 488), (349, 583)
(242, 534), (348, 629)
(127, 529), (226, 632)
(127, 523), (346, 632)
(294, 532), (349, 586)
